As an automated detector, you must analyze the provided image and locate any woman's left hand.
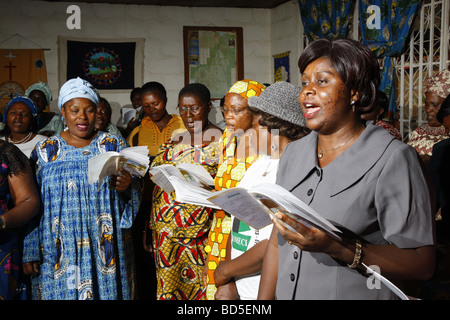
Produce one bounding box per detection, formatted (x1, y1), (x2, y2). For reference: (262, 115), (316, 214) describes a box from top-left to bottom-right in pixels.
(272, 211), (342, 255)
(110, 168), (132, 193)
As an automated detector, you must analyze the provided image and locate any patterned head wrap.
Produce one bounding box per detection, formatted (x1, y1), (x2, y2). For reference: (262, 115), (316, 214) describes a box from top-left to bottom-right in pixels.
(3, 96), (40, 127)
(425, 70), (450, 99)
(227, 79), (266, 100)
(25, 81), (53, 105)
(57, 77), (99, 111)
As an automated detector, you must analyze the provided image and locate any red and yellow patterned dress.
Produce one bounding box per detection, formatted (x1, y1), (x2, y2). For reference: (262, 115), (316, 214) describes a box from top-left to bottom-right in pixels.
(204, 129), (258, 300)
(150, 140), (220, 300)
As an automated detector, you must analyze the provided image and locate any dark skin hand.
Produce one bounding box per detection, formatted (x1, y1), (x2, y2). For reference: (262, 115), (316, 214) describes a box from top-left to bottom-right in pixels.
(272, 211), (435, 280)
(109, 168), (132, 193)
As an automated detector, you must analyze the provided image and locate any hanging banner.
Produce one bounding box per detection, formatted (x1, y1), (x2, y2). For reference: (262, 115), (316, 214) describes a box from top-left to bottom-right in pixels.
(273, 51), (290, 83)
(0, 48), (47, 113)
(58, 36), (144, 92)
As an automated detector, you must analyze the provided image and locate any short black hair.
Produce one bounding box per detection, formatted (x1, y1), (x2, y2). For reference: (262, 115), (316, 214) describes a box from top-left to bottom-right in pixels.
(178, 83), (211, 105)
(437, 94), (450, 124)
(140, 81), (167, 99)
(130, 87), (141, 101)
(99, 97), (112, 116)
(377, 90), (389, 118)
(298, 38), (380, 113)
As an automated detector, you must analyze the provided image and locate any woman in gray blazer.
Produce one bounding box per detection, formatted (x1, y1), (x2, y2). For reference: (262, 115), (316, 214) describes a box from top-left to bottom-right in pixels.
(258, 38), (435, 300)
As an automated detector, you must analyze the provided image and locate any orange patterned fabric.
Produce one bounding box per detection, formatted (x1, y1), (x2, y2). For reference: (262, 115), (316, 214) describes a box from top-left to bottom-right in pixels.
(227, 79), (266, 100)
(204, 128), (258, 300)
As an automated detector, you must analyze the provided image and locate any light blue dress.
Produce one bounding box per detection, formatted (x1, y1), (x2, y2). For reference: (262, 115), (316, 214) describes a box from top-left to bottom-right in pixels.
(23, 132), (141, 300)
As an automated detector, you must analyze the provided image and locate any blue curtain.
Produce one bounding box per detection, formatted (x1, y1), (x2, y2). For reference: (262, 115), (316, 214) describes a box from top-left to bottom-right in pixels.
(359, 0), (421, 121)
(298, 0), (356, 41)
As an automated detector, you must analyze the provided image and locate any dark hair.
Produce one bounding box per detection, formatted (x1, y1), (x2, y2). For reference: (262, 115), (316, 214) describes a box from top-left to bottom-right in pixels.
(0, 140), (29, 176)
(377, 90), (389, 118)
(298, 38), (380, 113)
(178, 83), (211, 106)
(248, 106), (310, 141)
(99, 97), (112, 115)
(437, 94), (450, 124)
(140, 81), (167, 99)
(130, 87), (141, 101)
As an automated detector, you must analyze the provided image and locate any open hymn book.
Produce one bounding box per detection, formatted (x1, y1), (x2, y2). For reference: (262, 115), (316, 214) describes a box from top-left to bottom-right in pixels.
(209, 183), (410, 300)
(88, 146), (150, 188)
(149, 172), (410, 300)
(121, 106), (142, 125)
(149, 163), (216, 204)
(149, 167), (342, 240)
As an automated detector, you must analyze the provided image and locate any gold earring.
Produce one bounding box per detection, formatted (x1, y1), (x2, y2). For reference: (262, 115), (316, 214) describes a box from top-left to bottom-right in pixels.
(351, 101), (356, 112)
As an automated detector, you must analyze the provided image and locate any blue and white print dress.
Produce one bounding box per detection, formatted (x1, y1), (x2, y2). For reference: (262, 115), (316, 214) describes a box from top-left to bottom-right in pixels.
(23, 132), (141, 300)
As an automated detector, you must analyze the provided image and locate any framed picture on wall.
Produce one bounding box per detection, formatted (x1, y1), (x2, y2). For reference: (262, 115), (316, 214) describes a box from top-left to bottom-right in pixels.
(183, 26), (243, 100)
(58, 36), (145, 92)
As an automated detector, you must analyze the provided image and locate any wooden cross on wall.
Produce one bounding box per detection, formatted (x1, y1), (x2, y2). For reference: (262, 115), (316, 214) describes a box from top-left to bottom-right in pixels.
(4, 50), (17, 80)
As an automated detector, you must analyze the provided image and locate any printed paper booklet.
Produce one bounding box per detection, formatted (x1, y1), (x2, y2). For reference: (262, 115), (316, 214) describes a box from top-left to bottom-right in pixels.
(149, 163), (217, 206)
(208, 182), (342, 240)
(121, 106), (142, 125)
(207, 183), (409, 300)
(147, 173), (410, 300)
(88, 146), (150, 187)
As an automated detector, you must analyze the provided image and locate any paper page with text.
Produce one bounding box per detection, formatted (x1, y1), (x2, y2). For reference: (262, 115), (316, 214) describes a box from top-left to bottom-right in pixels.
(88, 151), (120, 184)
(207, 188), (272, 229)
(249, 183), (342, 241)
(176, 163), (215, 186)
(122, 107), (137, 125)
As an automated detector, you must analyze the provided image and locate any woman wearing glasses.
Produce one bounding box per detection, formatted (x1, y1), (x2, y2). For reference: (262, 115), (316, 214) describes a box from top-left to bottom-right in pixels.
(203, 79), (266, 300)
(147, 83), (222, 300)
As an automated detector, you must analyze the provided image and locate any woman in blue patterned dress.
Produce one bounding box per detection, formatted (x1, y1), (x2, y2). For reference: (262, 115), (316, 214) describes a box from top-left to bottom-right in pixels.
(22, 78), (141, 300)
(0, 141), (40, 299)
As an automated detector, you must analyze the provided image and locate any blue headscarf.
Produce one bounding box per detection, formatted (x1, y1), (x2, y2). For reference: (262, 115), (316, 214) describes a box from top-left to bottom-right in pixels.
(3, 96), (40, 128)
(57, 77), (99, 111)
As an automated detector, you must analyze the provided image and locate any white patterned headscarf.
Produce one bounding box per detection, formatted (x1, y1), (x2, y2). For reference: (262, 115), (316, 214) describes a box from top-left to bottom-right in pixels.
(57, 77), (99, 111)
(425, 70), (450, 99)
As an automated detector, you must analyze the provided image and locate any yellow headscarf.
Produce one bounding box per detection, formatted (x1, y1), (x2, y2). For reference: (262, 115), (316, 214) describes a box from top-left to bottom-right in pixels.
(227, 79), (266, 100)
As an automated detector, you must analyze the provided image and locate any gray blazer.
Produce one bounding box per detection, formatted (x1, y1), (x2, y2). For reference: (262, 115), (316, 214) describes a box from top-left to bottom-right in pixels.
(275, 122), (435, 300)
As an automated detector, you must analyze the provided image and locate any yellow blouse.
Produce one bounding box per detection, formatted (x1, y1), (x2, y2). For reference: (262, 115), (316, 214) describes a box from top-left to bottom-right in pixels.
(127, 114), (186, 156)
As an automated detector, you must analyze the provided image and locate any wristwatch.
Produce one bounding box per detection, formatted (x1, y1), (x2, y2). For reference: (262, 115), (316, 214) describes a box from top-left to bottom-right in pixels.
(0, 216), (6, 231)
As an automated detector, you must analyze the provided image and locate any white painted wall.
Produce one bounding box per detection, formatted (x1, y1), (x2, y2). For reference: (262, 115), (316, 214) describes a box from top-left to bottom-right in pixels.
(270, 1), (302, 87)
(0, 0), (302, 126)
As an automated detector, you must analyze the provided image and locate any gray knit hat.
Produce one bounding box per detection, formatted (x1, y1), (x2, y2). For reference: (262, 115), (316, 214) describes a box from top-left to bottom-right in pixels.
(248, 81), (305, 127)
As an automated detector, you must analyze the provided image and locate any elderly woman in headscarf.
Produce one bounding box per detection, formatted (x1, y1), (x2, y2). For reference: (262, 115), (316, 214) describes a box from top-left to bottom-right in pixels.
(25, 81), (64, 137)
(22, 77), (141, 300)
(408, 69), (450, 165)
(0, 96), (47, 157)
(202, 79), (266, 300)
